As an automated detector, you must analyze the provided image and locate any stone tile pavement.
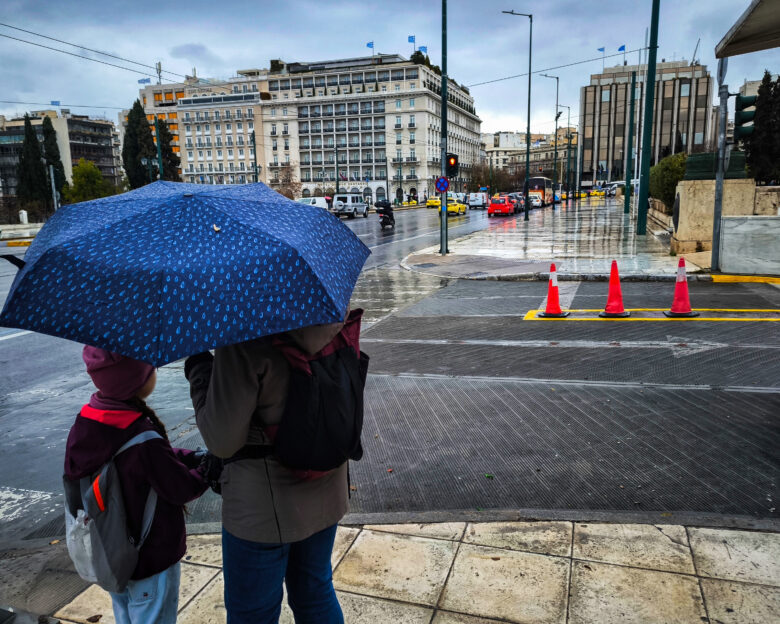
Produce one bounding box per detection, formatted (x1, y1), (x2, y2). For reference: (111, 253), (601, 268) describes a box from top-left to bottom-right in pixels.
(54, 520), (780, 624)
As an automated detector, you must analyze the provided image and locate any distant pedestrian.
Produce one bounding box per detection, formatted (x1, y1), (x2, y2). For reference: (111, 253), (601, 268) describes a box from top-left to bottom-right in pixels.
(64, 347), (208, 624)
(185, 318), (357, 624)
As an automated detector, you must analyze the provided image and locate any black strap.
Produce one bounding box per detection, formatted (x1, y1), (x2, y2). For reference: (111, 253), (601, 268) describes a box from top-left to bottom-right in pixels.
(224, 444), (274, 465)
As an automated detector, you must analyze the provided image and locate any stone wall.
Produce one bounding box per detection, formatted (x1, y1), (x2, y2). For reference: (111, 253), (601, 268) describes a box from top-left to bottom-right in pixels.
(754, 187), (780, 216)
(670, 179), (756, 254)
(720, 216), (780, 275)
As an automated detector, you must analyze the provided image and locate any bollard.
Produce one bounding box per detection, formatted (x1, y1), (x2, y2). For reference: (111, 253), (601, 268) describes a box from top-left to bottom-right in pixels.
(19, 209), (28, 225)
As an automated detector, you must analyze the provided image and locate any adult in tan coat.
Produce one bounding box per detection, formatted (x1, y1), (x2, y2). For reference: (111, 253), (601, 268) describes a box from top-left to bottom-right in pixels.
(185, 320), (347, 624)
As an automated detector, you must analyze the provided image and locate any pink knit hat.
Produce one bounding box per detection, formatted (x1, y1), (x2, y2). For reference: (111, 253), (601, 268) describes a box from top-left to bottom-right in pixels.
(82, 346), (155, 400)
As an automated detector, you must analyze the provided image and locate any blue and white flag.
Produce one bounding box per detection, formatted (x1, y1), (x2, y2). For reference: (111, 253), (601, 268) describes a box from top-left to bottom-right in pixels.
(366, 41), (374, 49)
(50, 100), (61, 106)
(618, 45), (626, 52)
(138, 77), (152, 84)
(418, 45), (427, 53)
(408, 35), (415, 43)
(597, 47), (605, 53)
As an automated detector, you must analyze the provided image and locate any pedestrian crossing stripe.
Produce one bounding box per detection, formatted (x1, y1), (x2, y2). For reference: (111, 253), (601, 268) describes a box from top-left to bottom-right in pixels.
(524, 308), (780, 321)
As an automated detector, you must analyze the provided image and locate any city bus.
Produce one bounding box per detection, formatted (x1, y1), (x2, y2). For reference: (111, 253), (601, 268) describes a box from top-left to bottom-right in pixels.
(528, 176), (553, 206)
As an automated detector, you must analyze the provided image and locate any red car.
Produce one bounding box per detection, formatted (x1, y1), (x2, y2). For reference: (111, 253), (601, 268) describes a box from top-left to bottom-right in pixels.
(488, 196), (514, 217)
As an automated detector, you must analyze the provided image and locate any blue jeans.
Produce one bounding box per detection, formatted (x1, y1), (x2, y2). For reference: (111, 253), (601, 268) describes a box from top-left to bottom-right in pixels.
(222, 525), (344, 624)
(109, 562), (181, 624)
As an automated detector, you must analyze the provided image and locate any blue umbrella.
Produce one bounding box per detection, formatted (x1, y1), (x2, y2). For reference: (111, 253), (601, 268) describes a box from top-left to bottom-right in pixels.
(0, 181), (370, 366)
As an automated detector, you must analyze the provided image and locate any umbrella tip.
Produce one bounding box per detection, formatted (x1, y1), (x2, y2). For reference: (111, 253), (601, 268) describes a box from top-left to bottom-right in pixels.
(183, 192), (194, 197)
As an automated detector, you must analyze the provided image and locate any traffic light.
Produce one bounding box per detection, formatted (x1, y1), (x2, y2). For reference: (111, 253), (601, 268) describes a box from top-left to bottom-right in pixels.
(734, 94), (757, 140)
(445, 153), (459, 177)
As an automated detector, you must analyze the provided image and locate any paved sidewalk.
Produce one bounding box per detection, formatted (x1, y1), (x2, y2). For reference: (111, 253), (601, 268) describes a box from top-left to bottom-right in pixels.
(404, 199), (703, 281)
(52, 520), (780, 623)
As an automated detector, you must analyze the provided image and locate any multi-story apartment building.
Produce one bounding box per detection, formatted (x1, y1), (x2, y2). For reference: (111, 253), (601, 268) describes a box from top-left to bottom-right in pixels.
(123, 69), (269, 184)
(268, 54), (481, 202)
(129, 55), (481, 200)
(484, 128), (578, 185)
(0, 109), (121, 197)
(579, 61), (714, 186)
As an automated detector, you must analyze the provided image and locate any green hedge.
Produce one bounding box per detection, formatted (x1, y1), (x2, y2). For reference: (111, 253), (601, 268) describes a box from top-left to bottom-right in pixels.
(649, 152), (687, 212)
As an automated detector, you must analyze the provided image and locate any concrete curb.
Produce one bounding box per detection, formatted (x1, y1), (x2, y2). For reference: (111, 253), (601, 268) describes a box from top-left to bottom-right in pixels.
(182, 509), (780, 535)
(399, 254), (714, 283)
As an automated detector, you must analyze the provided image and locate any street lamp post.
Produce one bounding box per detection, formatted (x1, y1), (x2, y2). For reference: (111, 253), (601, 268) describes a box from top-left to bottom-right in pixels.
(541, 73), (560, 207)
(502, 9), (532, 221)
(140, 157), (153, 184)
(558, 104), (571, 200)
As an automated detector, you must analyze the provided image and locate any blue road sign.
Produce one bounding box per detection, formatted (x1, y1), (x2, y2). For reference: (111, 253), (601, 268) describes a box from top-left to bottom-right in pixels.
(435, 176), (449, 193)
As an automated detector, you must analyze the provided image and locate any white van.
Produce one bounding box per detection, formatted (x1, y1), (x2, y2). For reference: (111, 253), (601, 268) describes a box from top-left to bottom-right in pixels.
(296, 197), (329, 210)
(468, 192), (489, 209)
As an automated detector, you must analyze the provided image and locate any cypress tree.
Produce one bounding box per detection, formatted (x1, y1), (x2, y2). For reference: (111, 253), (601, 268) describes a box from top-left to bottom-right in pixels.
(156, 119), (181, 181)
(41, 115), (67, 198)
(122, 100), (157, 189)
(16, 115), (49, 208)
(744, 71), (780, 184)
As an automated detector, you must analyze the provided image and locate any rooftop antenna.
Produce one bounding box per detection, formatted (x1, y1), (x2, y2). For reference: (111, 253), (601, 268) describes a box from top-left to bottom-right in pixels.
(691, 38), (700, 66)
(155, 61), (162, 84)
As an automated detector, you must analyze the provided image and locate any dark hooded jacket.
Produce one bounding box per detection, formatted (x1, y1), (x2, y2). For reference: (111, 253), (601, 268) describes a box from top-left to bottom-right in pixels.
(64, 405), (208, 580)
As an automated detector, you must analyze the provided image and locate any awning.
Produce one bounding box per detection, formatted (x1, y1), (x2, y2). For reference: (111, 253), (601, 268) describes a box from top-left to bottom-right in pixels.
(716, 0), (780, 58)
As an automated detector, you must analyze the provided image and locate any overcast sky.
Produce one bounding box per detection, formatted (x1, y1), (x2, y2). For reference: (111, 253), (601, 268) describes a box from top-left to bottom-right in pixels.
(1, 0), (777, 134)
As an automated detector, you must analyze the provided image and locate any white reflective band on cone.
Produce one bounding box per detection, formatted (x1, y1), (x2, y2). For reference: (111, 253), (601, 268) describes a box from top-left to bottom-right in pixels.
(676, 264), (686, 282)
(551, 272), (558, 287)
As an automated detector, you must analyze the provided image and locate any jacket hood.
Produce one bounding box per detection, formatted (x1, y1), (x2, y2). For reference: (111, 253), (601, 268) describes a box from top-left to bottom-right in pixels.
(64, 408), (145, 480)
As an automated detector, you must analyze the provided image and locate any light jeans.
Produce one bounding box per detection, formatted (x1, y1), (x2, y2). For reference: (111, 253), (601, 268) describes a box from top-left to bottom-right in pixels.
(109, 562), (181, 624)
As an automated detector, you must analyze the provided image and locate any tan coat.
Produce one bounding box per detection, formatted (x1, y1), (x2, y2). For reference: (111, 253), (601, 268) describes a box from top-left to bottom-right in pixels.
(188, 322), (347, 544)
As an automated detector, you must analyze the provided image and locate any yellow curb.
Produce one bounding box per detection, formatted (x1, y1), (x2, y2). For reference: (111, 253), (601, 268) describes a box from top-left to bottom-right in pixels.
(524, 308), (780, 322)
(3, 240), (32, 247)
(711, 275), (780, 284)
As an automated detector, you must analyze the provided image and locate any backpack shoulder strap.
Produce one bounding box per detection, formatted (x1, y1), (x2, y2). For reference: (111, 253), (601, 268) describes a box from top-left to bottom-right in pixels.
(113, 429), (163, 550)
(114, 430), (163, 457)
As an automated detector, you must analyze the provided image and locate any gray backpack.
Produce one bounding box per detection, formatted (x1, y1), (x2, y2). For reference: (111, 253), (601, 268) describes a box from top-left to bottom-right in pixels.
(63, 430), (162, 593)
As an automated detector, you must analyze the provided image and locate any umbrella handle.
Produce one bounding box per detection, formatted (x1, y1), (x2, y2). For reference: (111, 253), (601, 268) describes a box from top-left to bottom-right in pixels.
(1, 255), (25, 270)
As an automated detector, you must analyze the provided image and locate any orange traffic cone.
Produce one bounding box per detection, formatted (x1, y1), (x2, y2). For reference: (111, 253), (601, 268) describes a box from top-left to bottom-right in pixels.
(539, 263), (570, 318)
(599, 260), (630, 318)
(664, 257), (699, 317)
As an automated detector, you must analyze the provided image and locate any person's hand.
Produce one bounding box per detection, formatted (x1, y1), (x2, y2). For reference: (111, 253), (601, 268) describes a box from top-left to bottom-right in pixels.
(198, 451), (224, 495)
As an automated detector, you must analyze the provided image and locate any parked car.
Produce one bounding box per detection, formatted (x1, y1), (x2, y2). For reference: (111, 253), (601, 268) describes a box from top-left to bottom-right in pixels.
(332, 193), (369, 218)
(468, 192), (489, 209)
(296, 197), (329, 210)
(427, 196), (441, 209)
(488, 196), (514, 217)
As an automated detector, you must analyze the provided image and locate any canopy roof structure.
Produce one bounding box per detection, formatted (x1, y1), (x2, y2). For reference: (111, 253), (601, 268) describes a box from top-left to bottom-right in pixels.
(716, 0), (780, 58)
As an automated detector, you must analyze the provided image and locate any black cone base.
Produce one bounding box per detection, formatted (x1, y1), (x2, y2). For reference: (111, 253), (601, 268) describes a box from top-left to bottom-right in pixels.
(599, 310), (631, 318)
(663, 310), (700, 317)
(538, 311), (571, 318)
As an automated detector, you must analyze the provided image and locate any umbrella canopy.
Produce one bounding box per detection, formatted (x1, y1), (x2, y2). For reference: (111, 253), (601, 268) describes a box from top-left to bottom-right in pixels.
(0, 181), (370, 366)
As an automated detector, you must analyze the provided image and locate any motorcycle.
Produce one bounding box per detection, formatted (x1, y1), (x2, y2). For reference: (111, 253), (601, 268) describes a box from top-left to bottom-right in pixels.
(375, 200), (395, 229)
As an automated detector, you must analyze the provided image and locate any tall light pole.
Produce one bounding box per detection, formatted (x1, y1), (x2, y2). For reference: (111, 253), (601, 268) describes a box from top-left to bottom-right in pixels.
(636, 0), (660, 235)
(558, 104), (571, 200)
(502, 9), (532, 221)
(541, 73), (560, 206)
(440, 0), (449, 254)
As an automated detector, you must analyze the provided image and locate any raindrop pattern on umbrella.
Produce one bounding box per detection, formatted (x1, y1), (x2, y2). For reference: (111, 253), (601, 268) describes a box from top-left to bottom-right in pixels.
(1, 182), (370, 366)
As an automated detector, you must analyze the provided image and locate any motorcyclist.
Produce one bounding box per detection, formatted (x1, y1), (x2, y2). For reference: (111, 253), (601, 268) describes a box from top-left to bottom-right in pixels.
(375, 199), (394, 226)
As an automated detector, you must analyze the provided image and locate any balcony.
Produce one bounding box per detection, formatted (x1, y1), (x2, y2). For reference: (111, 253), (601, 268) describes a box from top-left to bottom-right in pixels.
(376, 174), (387, 180)
(270, 130), (277, 136)
(361, 141), (373, 147)
(393, 175), (403, 181)
(374, 124), (386, 130)
(406, 175), (418, 180)
(269, 162), (281, 168)
(375, 140), (386, 147)
(405, 156), (419, 163)
(362, 157), (373, 163)
(394, 123), (402, 129)
(408, 122), (416, 128)
(348, 126), (360, 132)
(299, 127), (309, 134)
(392, 157), (403, 164)
(349, 159), (360, 165)
(335, 110), (346, 116)
(375, 157), (387, 163)
(282, 130), (289, 135)
(396, 140), (402, 145)
(310, 111), (321, 118)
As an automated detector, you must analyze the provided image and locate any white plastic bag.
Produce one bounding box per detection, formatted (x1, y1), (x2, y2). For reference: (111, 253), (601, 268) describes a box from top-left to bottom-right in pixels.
(65, 507), (98, 583)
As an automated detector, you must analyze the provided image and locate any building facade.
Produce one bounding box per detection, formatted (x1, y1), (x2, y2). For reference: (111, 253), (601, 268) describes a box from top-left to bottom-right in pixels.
(129, 55), (482, 201)
(579, 61), (714, 186)
(0, 110), (120, 197)
(483, 128), (578, 187)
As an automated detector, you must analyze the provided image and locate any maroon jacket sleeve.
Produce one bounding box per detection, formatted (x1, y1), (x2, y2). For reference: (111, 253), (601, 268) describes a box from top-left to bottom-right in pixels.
(141, 440), (208, 505)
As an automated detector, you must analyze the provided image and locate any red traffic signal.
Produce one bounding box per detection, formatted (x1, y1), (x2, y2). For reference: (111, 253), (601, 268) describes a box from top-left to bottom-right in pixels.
(445, 153), (459, 177)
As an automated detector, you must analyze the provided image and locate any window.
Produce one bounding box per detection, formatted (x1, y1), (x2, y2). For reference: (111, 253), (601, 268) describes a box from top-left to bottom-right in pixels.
(381, 85), (387, 92)
(228, 149), (233, 158)
(601, 90), (610, 102)
(248, 121), (253, 130)
(680, 83), (691, 97)
(283, 93), (289, 99)
(237, 122), (243, 130)
(284, 139), (289, 150)
(283, 123), (288, 134)
(215, 123), (220, 132)
(272, 139), (278, 150)
(410, 131), (415, 143)
(187, 151), (193, 160)
(410, 82), (416, 90)
(226, 123), (232, 131)
(282, 107), (288, 116)
(271, 108), (276, 117)
(217, 150), (223, 158)
(185, 124), (191, 134)
(239, 149), (245, 158)
(395, 84), (400, 91)
(198, 150), (203, 159)
(318, 89), (324, 95)
(396, 99), (401, 109)
(409, 98), (415, 108)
